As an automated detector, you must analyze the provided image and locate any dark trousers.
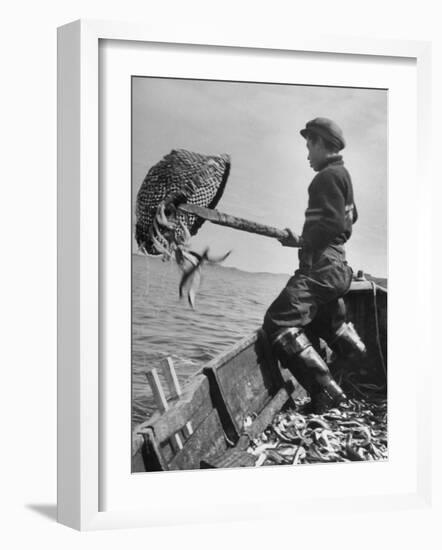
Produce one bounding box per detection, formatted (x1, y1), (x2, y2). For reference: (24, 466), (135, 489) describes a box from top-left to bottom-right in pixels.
(263, 245), (353, 346)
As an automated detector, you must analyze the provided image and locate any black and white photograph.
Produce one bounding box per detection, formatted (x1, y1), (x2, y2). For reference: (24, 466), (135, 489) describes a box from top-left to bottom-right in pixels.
(4, 0), (439, 542)
(131, 76), (387, 472)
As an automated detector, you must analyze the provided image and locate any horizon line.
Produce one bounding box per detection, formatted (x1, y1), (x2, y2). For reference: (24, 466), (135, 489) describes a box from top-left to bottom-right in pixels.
(133, 252), (387, 281)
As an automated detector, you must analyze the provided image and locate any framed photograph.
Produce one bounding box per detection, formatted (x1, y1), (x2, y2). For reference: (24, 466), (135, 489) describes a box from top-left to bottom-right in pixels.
(57, 19), (432, 530)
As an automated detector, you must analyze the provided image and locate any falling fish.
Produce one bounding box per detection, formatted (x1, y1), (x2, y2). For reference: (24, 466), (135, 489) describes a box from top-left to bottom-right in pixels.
(178, 250), (203, 309)
(177, 247), (231, 309)
(149, 203), (231, 308)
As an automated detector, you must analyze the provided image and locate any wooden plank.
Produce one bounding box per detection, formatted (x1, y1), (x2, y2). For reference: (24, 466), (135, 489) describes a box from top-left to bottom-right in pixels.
(200, 388), (291, 469)
(131, 447), (147, 473)
(135, 375), (212, 443)
(201, 449), (257, 469)
(143, 428), (170, 471)
(344, 285), (388, 383)
(169, 409), (228, 470)
(219, 350), (272, 415)
(183, 422), (193, 437)
(132, 432), (144, 456)
(245, 387), (290, 440)
(145, 368), (168, 413)
(162, 356), (182, 400)
(145, 367), (183, 449)
(161, 356), (194, 436)
(200, 332), (259, 372)
(204, 333), (284, 435)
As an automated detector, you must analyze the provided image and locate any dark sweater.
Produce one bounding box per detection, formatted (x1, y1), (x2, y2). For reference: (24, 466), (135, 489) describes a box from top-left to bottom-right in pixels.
(301, 156), (358, 251)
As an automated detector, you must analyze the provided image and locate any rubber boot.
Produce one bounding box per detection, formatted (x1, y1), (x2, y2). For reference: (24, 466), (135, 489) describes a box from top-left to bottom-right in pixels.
(272, 328), (346, 413)
(329, 322), (367, 360)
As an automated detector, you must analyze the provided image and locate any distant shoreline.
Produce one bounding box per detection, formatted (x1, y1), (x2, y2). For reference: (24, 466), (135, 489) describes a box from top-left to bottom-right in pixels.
(133, 252), (388, 287)
(133, 251), (292, 278)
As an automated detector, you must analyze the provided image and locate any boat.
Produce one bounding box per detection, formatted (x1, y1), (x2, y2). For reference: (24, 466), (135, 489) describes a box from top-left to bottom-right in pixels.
(132, 276), (387, 472)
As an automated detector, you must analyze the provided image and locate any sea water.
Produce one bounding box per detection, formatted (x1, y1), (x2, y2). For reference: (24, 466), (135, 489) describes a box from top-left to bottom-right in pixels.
(132, 254), (290, 428)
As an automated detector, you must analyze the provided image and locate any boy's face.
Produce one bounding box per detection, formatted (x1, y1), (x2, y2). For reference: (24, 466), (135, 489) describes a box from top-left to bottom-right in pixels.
(306, 136), (328, 172)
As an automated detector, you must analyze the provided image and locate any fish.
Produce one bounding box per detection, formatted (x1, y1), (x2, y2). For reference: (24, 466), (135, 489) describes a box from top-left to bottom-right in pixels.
(292, 445), (306, 465)
(177, 247), (231, 309)
(178, 251), (204, 309)
(254, 453), (267, 467)
(273, 425), (301, 443)
(149, 202), (232, 308)
(306, 418), (331, 430)
(265, 449), (292, 465)
(250, 442), (278, 456)
(247, 393), (387, 467)
(155, 202), (176, 231)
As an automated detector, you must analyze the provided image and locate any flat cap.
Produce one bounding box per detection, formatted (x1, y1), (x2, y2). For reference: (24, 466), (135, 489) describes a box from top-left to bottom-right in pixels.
(300, 117), (346, 150)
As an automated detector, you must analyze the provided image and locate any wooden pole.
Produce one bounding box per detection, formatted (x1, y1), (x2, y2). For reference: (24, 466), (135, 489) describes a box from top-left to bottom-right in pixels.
(161, 357), (193, 438)
(145, 369), (168, 413)
(162, 357), (181, 400)
(145, 368), (183, 450)
(178, 203), (296, 243)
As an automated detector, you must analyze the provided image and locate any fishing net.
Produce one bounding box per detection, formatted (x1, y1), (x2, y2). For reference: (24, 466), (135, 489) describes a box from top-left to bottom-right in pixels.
(135, 149), (231, 255)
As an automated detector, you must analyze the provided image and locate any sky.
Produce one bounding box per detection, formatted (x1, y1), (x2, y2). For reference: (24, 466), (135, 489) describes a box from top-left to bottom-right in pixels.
(132, 77), (387, 277)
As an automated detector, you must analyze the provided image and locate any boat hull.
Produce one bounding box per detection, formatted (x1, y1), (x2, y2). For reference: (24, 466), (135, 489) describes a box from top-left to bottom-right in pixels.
(132, 279), (387, 472)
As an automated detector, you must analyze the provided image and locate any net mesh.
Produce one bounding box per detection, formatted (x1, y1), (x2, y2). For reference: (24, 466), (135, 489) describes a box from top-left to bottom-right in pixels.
(135, 149), (230, 255)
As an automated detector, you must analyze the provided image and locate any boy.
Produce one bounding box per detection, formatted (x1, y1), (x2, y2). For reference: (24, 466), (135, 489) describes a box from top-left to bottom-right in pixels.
(263, 117), (366, 413)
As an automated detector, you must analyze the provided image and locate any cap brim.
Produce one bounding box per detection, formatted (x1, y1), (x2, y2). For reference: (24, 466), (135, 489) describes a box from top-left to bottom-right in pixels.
(300, 128), (310, 139)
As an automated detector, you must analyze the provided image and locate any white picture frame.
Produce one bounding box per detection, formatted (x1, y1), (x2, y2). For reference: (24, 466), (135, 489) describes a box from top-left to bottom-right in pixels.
(57, 19), (432, 531)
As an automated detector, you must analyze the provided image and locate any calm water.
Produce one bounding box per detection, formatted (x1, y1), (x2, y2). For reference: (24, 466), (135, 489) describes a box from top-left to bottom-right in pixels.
(131, 254), (290, 428)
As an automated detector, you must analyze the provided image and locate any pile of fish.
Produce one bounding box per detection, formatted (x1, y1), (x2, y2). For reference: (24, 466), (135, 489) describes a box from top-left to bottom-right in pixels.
(247, 395), (387, 466)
